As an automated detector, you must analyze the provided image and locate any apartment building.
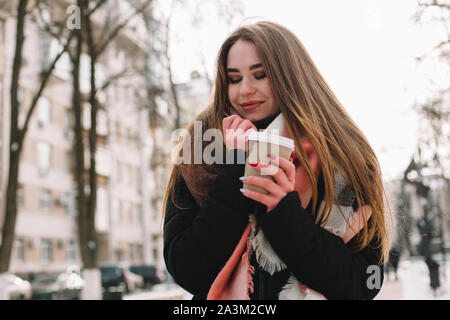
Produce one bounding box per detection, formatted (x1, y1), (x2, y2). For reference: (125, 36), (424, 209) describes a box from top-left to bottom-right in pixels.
(175, 71), (212, 127)
(0, 0), (166, 278)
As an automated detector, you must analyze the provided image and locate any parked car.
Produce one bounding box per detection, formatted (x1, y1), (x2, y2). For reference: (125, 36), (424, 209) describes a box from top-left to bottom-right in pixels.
(4, 274), (32, 300)
(99, 266), (126, 299)
(30, 271), (84, 300)
(129, 265), (162, 289)
(123, 269), (144, 293)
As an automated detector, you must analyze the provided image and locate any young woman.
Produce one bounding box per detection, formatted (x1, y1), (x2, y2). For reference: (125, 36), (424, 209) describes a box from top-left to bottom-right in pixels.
(163, 21), (391, 300)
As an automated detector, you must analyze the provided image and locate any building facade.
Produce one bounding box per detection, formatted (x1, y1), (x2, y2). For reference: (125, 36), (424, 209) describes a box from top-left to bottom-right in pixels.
(0, 0), (167, 278)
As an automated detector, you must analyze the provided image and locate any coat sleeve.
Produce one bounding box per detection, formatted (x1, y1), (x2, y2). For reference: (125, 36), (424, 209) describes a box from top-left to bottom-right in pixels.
(163, 149), (257, 296)
(256, 191), (384, 300)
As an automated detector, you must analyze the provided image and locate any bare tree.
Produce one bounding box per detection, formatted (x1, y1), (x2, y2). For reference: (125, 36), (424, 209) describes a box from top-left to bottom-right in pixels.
(152, 0), (244, 129)
(64, 0), (153, 299)
(414, 0), (450, 174)
(0, 0), (87, 274)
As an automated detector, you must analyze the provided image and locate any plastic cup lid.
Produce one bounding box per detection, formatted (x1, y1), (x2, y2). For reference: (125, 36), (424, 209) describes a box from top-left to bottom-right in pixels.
(248, 131), (295, 150)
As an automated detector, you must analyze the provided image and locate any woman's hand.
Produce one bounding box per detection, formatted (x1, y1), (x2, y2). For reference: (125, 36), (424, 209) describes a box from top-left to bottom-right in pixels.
(240, 153), (295, 212)
(222, 115), (257, 151)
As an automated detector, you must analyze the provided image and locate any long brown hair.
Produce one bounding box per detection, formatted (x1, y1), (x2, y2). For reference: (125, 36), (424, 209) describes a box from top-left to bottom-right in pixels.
(163, 21), (392, 264)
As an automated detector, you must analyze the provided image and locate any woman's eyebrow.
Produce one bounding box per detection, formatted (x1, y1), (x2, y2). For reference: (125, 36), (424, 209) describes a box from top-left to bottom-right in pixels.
(226, 63), (263, 73)
(249, 63), (262, 70)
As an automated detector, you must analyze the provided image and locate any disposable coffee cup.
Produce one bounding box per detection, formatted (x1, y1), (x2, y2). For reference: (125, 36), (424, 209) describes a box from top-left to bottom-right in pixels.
(244, 131), (295, 194)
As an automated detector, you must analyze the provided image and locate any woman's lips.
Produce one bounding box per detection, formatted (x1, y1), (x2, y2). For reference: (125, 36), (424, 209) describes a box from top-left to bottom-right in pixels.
(241, 101), (264, 111)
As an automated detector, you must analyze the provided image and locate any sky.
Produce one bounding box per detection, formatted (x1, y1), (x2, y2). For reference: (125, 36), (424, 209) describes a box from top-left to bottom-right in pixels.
(169, 0), (449, 182)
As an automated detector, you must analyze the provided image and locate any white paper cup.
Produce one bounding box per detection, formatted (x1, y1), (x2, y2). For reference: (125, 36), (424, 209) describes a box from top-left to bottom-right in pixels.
(244, 132), (295, 194)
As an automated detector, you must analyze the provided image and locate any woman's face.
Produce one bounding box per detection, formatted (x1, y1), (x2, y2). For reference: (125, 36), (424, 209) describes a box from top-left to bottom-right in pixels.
(226, 39), (279, 122)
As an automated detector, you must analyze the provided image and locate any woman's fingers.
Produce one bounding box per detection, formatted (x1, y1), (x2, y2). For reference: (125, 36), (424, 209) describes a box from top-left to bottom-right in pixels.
(222, 114), (238, 130)
(267, 154), (296, 185)
(240, 187), (278, 211)
(237, 119), (256, 133)
(230, 116), (244, 131)
(222, 115), (257, 151)
(247, 160), (293, 193)
(241, 176), (286, 198)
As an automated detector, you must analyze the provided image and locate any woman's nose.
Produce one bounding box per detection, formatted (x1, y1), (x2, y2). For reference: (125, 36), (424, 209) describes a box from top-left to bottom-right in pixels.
(239, 78), (256, 96)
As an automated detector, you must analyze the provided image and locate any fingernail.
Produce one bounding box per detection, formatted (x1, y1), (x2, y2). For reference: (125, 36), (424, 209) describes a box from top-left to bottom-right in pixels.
(239, 176), (248, 181)
(267, 154), (275, 160)
(290, 151), (295, 160)
(248, 161), (258, 167)
(240, 188), (246, 193)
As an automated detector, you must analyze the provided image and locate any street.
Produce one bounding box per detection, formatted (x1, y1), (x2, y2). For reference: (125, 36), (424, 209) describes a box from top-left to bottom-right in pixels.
(123, 256), (450, 300)
(377, 256), (450, 300)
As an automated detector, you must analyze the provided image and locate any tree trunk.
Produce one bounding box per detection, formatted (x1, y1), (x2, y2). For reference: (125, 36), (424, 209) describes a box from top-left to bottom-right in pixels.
(73, 0), (90, 272)
(0, 0), (28, 275)
(85, 3), (98, 269)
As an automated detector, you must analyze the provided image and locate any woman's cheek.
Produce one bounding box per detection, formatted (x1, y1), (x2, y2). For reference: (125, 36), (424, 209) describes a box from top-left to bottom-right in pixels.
(294, 166), (311, 194)
(294, 167), (313, 209)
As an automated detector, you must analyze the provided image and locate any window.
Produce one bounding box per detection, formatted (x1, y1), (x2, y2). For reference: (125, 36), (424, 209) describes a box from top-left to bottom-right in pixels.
(152, 236), (159, 261)
(96, 148), (110, 176)
(80, 54), (90, 92)
(97, 110), (108, 136)
(40, 189), (52, 212)
(95, 187), (109, 232)
(66, 240), (76, 262)
(64, 109), (71, 137)
(136, 204), (142, 224)
(67, 192), (76, 216)
(16, 185), (24, 209)
(37, 97), (51, 125)
(37, 142), (51, 175)
(115, 248), (125, 262)
(0, 19), (4, 44)
(40, 33), (52, 70)
(40, 239), (53, 262)
(82, 103), (91, 129)
(39, 3), (51, 24)
(152, 247), (158, 261)
(119, 200), (124, 222)
(14, 238), (24, 262)
(129, 204), (135, 224)
(0, 79), (3, 113)
(136, 244), (143, 262)
(120, 162), (130, 185)
(123, 201), (131, 223)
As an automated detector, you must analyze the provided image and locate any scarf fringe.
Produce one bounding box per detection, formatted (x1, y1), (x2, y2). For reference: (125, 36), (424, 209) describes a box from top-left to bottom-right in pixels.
(247, 264), (255, 297)
(279, 275), (305, 300)
(249, 215), (286, 276)
(243, 239), (255, 299)
(278, 275), (326, 300)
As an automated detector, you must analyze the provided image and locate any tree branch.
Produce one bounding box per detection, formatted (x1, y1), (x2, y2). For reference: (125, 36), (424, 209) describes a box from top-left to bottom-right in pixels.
(95, 0), (153, 57)
(95, 67), (134, 95)
(18, 0), (109, 144)
(418, 1), (450, 10)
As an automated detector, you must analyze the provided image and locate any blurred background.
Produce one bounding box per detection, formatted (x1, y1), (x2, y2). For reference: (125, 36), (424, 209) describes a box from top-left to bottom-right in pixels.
(0, 0), (448, 300)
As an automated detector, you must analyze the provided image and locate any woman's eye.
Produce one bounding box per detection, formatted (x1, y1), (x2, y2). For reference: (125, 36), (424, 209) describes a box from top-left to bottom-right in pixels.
(228, 77), (241, 84)
(254, 72), (267, 80)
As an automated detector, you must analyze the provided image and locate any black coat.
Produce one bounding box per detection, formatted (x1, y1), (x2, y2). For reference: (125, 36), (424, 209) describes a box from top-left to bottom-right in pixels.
(163, 113), (384, 300)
